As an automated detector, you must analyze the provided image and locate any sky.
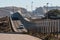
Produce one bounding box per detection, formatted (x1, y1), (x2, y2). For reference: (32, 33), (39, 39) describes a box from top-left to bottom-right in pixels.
(0, 0), (60, 11)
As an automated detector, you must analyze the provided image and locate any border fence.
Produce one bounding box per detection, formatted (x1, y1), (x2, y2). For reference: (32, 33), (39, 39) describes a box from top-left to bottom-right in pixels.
(35, 19), (60, 34)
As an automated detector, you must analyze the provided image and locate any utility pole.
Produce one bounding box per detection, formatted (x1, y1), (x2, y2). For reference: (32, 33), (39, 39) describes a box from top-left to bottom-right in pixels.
(31, 1), (33, 11)
(47, 3), (49, 12)
(31, 1), (34, 17)
(46, 3), (49, 19)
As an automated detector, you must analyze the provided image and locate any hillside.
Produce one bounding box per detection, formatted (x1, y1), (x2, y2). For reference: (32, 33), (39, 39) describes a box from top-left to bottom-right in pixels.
(0, 6), (27, 17)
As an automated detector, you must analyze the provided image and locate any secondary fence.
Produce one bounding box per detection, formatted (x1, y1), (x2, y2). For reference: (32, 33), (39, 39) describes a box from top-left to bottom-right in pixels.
(35, 19), (60, 34)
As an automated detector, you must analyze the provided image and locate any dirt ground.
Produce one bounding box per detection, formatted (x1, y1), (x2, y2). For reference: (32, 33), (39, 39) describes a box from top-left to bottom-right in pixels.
(0, 33), (41, 40)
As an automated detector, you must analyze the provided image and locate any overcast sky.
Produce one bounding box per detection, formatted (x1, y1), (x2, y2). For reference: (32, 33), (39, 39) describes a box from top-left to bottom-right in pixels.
(0, 0), (60, 11)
